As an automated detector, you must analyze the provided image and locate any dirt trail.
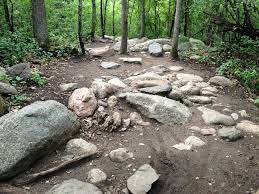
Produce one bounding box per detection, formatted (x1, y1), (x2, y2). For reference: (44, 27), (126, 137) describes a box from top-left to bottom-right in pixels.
(1, 42), (258, 194)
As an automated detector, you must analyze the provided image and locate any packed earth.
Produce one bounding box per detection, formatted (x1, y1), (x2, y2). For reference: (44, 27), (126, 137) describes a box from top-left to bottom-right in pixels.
(0, 38), (258, 194)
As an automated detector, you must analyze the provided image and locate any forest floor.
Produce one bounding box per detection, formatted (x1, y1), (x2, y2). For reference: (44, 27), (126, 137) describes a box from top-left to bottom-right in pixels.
(1, 42), (259, 194)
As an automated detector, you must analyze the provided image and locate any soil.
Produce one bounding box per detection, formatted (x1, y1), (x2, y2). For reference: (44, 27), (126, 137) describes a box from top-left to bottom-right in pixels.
(0, 42), (258, 194)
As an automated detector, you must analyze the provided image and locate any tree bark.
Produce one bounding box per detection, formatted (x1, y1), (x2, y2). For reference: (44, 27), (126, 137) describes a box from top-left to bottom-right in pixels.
(183, 0), (190, 36)
(112, 0), (116, 37)
(32, 0), (49, 49)
(100, 0), (105, 38)
(139, 0), (145, 38)
(78, 0), (85, 54)
(91, 0), (97, 40)
(169, 0), (176, 37)
(120, 0), (128, 54)
(104, 0), (109, 35)
(3, 0), (14, 32)
(171, 0), (181, 59)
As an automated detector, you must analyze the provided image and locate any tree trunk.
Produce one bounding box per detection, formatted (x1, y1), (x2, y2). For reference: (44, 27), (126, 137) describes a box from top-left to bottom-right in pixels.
(171, 0), (181, 59)
(32, 0), (49, 49)
(78, 0), (85, 54)
(3, 0), (14, 32)
(104, 0), (109, 35)
(169, 0), (176, 37)
(120, 0), (128, 54)
(100, 0), (105, 38)
(183, 0), (190, 36)
(140, 0), (145, 38)
(112, 0), (116, 37)
(91, 0), (97, 40)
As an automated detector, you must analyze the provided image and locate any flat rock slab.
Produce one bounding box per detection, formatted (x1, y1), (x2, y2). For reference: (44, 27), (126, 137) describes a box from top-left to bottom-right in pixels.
(218, 127), (243, 141)
(198, 106), (235, 126)
(127, 164), (159, 194)
(236, 120), (259, 134)
(125, 72), (162, 83)
(176, 73), (203, 82)
(209, 76), (233, 87)
(46, 179), (102, 194)
(100, 62), (121, 69)
(188, 96), (212, 104)
(0, 100), (80, 180)
(88, 46), (111, 57)
(139, 84), (172, 95)
(126, 93), (192, 124)
(169, 66), (184, 72)
(148, 42), (163, 57)
(119, 57), (142, 64)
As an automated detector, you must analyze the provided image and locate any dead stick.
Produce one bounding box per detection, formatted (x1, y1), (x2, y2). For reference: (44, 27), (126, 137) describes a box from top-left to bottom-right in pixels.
(12, 153), (97, 186)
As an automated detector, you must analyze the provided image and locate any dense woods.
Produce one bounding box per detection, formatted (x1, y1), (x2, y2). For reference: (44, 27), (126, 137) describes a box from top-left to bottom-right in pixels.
(0, 0), (258, 93)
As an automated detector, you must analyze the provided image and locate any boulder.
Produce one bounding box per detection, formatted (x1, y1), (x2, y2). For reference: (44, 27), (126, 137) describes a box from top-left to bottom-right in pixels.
(66, 138), (98, 156)
(108, 78), (128, 89)
(150, 65), (169, 74)
(198, 106), (235, 126)
(45, 179), (102, 194)
(59, 83), (79, 92)
(87, 168), (107, 184)
(131, 79), (169, 88)
(169, 66), (184, 72)
(189, 38), (206, 50)
(130, 38), (171, 52)
(178, 42), (191, 52)
(139, 84), (172, 95)
(113, 38), (141, 51)
(179, 82), (200, 95)
(188, 96), (212, 104)
(109, 148), (133, 163)
(168, 88), (184, 101)
(88, 46), (111, 57)
(125, 73), (162, 83)
(209, 76), (233, 87)
(91, 81), (114, 98)
(126, 93), (192, 124)
(0, 82), (18, 95)
(236, 120), (259, 134)
(148, 42), (163, 57)
(68, 88), (97, 117)
(100, 62), (121, 69)
(119, 57), (142, 64)
(127, 164), (159, 194)
(218, 127), (243, 141)
(162, 44), (171, 52)
(0, 100), (80, 180)
(176, 73), (203, 82)
(7, 63), (31, 80)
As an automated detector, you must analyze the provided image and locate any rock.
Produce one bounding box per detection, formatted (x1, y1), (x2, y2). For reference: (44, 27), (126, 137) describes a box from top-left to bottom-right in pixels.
(209, 76), (233, 87)
(139, 84), (172, 95)
(130, 38), (171, 52)
(108, 78), (128, 89)
(7, 63), (31, 80)
(113, 38), (141, 51)
(162, 44), (171, 52)
(200, 90), (217, 96)
(182, 99), (193, 107)
(179, 82), (200, 95)
(122, 118), (131, 130)
(107, 96), (118, 108)
(119, 57), (142, 64)
(126, 93), (192, 124)
(168, 88), (184, 101)
(184, 136), (205, 147)
(0, 82), (18, 95)
(46, 179), (102, 194)
(130, 112), (150, 126)
(112, 112), (122, 127)
(236, 120), (259, 134)
(87, 168), (107, 183)
(131, 79), (169, 88)
(148, 42), (163, 57)
(127, 164), (159, 194)
(198, 106), (235, 126)
(88, 46), (111, 57)
(59, 83), (79, 92)
(231, 113), (239, 121)
(91, 81), (114, 98)
(66, 138), (98, 156)
(0, 100), (80, 180)
(189, 38), (206, 50)
(125, 73), (163, 83)
(109, 148), (133, 163)
(218, 127), (243, 141)
(150, 65), (169, 74)
(0, 96), (8, 116)
(173, 143), (192, 150)
(169, 66), (184, 72)
(178, 42), (191, 51)
(176, 73), (203, 82)
(201, 86), (218, 93)
(100, 62), (121, 69)
(188, 96), (212, 104)
(195, 82), (210, 88)
(239, 110), (249, 118)
(200, 128), (216, 136)
(68, 88), (97, 117)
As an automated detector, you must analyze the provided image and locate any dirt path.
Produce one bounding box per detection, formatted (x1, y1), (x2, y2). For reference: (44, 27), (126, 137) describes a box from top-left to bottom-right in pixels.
(1, 42), (259, 194)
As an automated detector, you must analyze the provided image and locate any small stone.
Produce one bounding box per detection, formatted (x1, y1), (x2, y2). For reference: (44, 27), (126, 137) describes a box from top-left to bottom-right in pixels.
(169, 66), (184, 72)
(91, 81), (114, 98)
(236, 120), (259, 134)
(184, 136), (205, 147)
(218, 127), (243, 141)
(200, 128), (216, 135)
(0, 82), (18, 95)
(109, 148), (133, 163)
(176, 73), (203, 82)
(88, 46), (110, 57)
(66, 138), (98, 156)
(127, 164), (159, 194)
(209, 76), (233, 87)
(179, 82), (200, 95)
(150, 65), (169, 74)
(195, 82), (210, 88)
(7, 63), (31, 80)
(100, 62), (121, 69)
(130, 112), (150, 126)
(119, 57), (142, 64)
(107, 96), (118, 108)
(231, 113), (239, 121)
(59, 83), (79, 92)
(87, 168), (107, 183)
(188, 96), (212, 104)
(122, 118), (131, 129)
(125, 72), (162, 83)
(108, 78), (128, 89)
(168, 89), (184, 101)
(173, 143), (192, 150)
(112, 112), (122, 127)
(239, 110), (249, 118)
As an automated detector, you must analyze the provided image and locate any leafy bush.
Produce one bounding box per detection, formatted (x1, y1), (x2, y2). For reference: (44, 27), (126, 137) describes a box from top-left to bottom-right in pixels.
(30, 70), (46, 87)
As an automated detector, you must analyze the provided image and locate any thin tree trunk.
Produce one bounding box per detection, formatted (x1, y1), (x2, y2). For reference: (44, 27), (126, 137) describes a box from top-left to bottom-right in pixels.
(167, 0), (171, 35)
(171, 0), (181, 59)
(91, 0), (97, 40)
(169, 0), (176, 37)
(183, 0), (190, 36)
(120, 0), (128, 54)
(32, 0), (49, 49)
(104, 0), (109, 35)
(140, 0), (145, 38)
(112, 0), (116, 37)
(100, 0), (105, 38)
(78, 0), (85, 54)
(3, 0), (14, 32)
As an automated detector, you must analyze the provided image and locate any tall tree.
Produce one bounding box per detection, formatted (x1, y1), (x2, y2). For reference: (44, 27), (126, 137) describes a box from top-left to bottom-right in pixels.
(183, 0), (190, 36)
(140, 0), (145, 38)
(112, 0), (116, 37)
(120, 0), (128, 54)
(3, 0), (14, 32)
(32, 0), (49, 49)
(100, 0), (105, 38)
(91, 0), (97, 40)
(103, 0), (109, 35)
(78, 0), (85, 54)
(171, 0), (181, 59)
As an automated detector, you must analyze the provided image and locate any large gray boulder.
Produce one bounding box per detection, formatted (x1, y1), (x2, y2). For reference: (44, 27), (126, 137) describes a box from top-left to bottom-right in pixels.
(45, 179), (102, 194)
(148, 42), (163, 57)
(0, 100), (80, 180)
(126, 93), (192, 124)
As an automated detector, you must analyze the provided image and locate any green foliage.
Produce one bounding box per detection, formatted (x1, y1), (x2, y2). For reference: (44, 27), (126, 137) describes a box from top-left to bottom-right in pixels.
(30, 71), (46, 87)
(255, 99), (259, 107)
(11, 95), (27, 106)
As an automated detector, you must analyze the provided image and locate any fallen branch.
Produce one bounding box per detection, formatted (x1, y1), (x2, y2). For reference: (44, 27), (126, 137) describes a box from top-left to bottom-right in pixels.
(12, 152), (97, 186)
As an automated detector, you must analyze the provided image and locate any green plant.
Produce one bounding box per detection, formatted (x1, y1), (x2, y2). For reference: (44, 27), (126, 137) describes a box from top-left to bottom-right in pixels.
(255, 99), (259, 107)
(11, 95), (27, 106)
(30, 71), (46, 87)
